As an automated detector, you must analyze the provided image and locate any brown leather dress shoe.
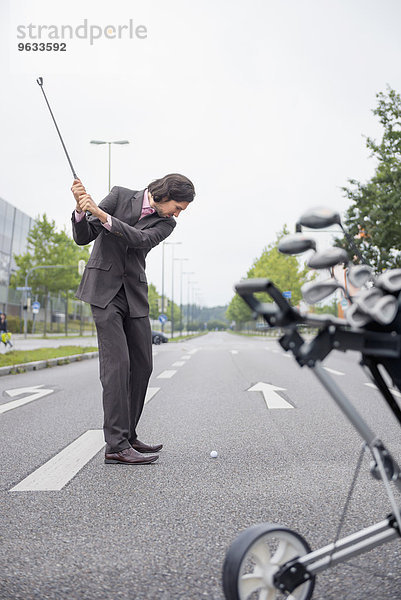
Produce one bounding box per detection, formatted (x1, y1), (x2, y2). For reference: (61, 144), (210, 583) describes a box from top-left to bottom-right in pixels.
(104, 447), (159, 465)
(131, 439), (163, 453)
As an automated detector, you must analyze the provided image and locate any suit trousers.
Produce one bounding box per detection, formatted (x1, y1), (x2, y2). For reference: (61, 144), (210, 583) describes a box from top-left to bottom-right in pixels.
(91, 285), (153, 453)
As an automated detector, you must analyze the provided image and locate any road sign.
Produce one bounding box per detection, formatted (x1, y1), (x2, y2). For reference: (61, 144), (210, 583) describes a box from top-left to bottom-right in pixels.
(16, 286), (31, 291)
(283, 291), (292, 298)
(341, 298), (348, 307)
(158, 313), (168, 324)
(32, 301), (40, 314)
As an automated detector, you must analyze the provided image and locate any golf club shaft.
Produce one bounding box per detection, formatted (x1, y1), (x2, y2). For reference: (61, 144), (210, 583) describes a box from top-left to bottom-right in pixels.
(37, 79), (77, 179)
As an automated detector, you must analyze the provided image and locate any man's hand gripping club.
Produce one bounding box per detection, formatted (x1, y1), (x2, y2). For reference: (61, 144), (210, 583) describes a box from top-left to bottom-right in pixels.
(71, 179), (108, 223)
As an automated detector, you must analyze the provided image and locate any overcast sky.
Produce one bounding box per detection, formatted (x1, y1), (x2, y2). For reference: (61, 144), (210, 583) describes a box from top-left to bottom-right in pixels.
(1, 0), (401, 307)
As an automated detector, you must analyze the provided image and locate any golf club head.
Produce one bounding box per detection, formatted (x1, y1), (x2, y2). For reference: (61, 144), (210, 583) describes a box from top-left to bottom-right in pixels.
(36, 76), (43, 86)
(346, 303), (370, 328)
(307, 247), (349, 270)
(368, 295), (398, 325)
(347, 264), (374, 288)
(375, 268), (401, 293)
(299, 207), (342, 230)
(278, 234), (317, 255)
(354, 288), (383, 313)
(301, 279), (343, 304)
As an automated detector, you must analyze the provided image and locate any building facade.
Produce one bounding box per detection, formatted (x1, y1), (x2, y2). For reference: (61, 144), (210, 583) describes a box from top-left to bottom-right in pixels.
(0, 196), (34, 314)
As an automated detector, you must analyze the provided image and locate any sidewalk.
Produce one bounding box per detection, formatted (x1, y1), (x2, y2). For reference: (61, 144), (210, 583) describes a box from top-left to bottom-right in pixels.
(4, 334), (98, 352)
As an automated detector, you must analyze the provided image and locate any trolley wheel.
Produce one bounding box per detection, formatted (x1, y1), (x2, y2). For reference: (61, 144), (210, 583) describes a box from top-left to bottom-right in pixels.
(223, 523), (315, 600)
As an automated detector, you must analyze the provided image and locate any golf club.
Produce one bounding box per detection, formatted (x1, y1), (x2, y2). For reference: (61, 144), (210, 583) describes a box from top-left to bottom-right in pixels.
(307, 247), (349, 270)
(297, 206), (368, 266)
(36, 76), (78, 179)
(301, 278), (346, 304)
(278, 234), (317, 255)
(346, 302), (371, 328)
(347, 264), (374, 288)
(299, 206), (342, 230)
(376, 269), (401, 294)
(354, 288), (383, 313)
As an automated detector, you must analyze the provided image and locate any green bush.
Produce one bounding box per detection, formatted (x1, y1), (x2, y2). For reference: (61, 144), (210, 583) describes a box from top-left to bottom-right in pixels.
(6, 316), (33, 333)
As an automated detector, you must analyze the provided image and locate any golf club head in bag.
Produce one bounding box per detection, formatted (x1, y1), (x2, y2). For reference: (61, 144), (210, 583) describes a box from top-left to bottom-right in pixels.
(299, 207), (342, 230)
(347, 264), (374, 288)
(347, 288), (398, 327)
(375, 269), (401, 294)
(301, 278), (345, 304)
(278, 234), (317, 255)
(307, 247), (349, 270)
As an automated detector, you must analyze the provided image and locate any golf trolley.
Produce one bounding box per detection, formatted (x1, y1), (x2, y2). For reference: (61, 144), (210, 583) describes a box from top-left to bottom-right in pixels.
(222, 208), (401, 600)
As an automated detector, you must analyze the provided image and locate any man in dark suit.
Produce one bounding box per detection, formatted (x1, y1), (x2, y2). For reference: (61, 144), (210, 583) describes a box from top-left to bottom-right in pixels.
(71, 174), (195, 465)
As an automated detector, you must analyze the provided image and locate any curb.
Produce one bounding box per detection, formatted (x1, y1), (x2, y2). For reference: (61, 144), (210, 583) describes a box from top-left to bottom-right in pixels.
(0, 351), (99, 377)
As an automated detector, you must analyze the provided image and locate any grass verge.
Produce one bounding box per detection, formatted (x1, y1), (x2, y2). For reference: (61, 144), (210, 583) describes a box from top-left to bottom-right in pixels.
(0, 346), (98, 367)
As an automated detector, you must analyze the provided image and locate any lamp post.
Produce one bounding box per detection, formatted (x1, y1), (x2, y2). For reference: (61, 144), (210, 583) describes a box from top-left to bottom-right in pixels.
(174, 258), (188, 335)
(163, 241), (182, 337)
(187, 280), (197, 332)
(182, 271), (194, 332)
(90, 140), (129, 191)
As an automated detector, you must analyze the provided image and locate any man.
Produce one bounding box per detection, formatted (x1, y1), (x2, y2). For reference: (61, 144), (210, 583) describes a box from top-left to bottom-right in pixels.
(71, 174), (195, 465)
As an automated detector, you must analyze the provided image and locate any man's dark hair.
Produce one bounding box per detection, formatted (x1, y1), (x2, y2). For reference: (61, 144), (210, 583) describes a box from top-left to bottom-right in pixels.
(148, 173), (195, 204)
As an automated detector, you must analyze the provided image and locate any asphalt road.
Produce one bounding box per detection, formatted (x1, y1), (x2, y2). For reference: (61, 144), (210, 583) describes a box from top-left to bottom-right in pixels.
(1, 332), (400, 600)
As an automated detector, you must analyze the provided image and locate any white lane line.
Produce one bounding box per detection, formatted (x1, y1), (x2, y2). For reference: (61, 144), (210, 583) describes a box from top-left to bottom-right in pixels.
(272, 349), (281, 354)
(323, 367), (345, 376)
(152, 349), (159, 355)
(188, 349), (198, 354)
(10, 430), (105, 492)
(1, 385), (54, 415)
(282, 353), (292, 359)
(248, 382), (293, 409)
(365, 382), (401, 398)
(172, 361), (185, 367)
(230, 350), (239, 354)
(145, 387), (160, 404)
(182, 355), (191, 360)
(157, 370), (177, 379)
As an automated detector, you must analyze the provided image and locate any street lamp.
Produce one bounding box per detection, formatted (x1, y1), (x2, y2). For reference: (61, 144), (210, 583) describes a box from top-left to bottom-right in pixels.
(174, 258), (188, 335)
(187, 280), (197, 332)
(163, 241), (182, 337)
(90, 140), (129, 191)
(182, 271), (194, 332)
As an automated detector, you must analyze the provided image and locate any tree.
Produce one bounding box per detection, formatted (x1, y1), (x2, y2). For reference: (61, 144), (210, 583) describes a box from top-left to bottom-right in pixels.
(226, 226), (309, 326)
(11, 214), (91, 298)
(166, 299), (181, 324)
(339, 87), (401, 270)
(148, 283), (161, 320)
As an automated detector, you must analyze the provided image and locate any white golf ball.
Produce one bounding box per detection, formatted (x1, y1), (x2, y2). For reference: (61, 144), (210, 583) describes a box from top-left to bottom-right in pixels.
(210, 450), (218, 458)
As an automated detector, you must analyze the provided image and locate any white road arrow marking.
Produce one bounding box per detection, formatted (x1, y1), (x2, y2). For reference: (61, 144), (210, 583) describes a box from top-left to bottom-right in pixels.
(145, 387), (160, 404)
(365, 382), (401, 398)
(1, 385), (54, 415)
(10, 430), (105, 492)
(248, 382), (293, 409)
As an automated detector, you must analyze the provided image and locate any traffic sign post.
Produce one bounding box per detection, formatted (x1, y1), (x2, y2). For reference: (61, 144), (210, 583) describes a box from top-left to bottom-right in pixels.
(32, 301), (41, 315)
(158, 314), (168, 324)
(283, 291), (292, 299)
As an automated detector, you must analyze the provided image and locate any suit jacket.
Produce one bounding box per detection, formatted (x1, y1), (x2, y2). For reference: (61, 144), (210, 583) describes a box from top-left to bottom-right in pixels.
(71, 186), (176, 317)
